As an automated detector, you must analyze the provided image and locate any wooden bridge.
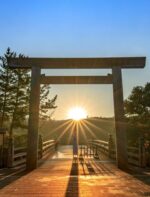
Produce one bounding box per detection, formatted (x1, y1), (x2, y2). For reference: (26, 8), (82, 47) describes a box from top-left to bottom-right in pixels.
(0, 138), (150, 196)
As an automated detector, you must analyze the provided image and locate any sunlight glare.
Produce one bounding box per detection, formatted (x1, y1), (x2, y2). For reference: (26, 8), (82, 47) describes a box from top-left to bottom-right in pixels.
(68, 107), (87, 120)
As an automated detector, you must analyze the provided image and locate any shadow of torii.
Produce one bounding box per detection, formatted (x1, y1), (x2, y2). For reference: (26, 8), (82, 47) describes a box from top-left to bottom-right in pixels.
(65, 158), (79, 197)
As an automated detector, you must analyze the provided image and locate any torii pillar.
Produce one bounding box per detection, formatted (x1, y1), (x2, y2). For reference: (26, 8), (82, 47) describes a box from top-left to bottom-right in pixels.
(112, 67), (128, 170)
(26, 66), (41, 171)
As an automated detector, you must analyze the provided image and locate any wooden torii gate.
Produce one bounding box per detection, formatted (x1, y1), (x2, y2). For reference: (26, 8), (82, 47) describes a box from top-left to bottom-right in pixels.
(9, 57), (146, 171)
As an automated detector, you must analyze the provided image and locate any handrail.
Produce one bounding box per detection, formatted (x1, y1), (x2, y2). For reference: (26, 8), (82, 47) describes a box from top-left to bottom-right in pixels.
(42, 140), (55, 158)
(43, 139), (55, 145)
(9, 137), (56, 167)
(14, 147), (26, 152)
(6, 136), (147, 168)
(89, 139), (146, 167)
(91, 140), (109, 145)
(88, 139), (115, 159)
(127, 146), (141, 166)
(127, 146), (138, 151)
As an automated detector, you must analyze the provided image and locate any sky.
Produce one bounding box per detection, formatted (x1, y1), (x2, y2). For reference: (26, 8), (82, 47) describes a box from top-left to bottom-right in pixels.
(0, 0), (150, 119)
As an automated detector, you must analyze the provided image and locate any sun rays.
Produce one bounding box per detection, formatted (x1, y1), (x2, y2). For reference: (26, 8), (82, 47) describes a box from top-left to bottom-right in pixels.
(44, 119), (109, 145)
(43, 106), (111, 145)
(67, 107), (87, 120)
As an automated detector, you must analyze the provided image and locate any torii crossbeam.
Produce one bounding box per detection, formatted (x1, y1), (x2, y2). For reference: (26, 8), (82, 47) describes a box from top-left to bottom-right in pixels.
(9, 57), (146, 171)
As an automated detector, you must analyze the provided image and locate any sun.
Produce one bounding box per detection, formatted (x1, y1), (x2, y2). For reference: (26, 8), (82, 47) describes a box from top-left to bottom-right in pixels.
(68, 107), (87, 120)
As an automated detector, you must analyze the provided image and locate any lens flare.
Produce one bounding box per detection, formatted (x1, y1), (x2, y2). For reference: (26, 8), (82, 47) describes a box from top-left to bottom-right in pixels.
(68, 107), (87, 120)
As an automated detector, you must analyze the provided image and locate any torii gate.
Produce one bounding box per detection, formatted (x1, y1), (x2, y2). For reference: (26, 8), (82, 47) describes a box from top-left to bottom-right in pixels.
(9, 57), (146, 171)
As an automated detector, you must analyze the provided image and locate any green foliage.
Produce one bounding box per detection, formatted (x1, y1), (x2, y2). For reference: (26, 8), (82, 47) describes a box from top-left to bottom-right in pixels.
(124, 83), (150, 145)
(40, 84), (57, 120)
(0, 48), (18, 127)
(10, 57), (30, 132)
(124, 83), (150, 125)
(14, 134), (27, 148)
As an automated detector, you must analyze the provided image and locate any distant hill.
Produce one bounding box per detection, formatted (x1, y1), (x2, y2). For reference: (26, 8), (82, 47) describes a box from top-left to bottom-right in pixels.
(39, 117), (115, 145)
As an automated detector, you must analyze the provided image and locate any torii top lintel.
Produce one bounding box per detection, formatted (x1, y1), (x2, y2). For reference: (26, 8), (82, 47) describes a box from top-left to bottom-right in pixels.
(9, 57), (146, 69)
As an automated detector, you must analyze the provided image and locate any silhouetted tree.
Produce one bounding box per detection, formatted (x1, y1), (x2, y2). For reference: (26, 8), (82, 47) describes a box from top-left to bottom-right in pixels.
(0, 49), (30, 139)
(9, 55), (30, 137)
(40, 84), (57, 120)
(0, 48), (58, 139)
(0, 48), (16, 128)
(124, 83), (150, 125)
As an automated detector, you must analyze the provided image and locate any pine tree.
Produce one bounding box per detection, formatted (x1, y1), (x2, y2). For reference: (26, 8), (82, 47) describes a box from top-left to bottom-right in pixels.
(0, 48), (58, 138)
(0, 48), (16, 128)
(9, 54), (30, 137)
(0, 49), (31, 139)
(40, 84), (57, 120)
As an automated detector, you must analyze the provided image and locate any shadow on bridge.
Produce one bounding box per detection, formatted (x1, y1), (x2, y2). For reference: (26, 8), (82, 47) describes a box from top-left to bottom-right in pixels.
(128, 166), (150, 186)
(65, 158), (79, 197)
(79, 155), (115, 176)
(65, 156), (115, 196)
(65, 155), (150, 197)
(0, 167), (27, 189)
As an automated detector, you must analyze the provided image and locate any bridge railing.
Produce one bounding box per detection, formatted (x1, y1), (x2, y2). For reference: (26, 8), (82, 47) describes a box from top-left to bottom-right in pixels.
(127, 138), (146, 167)
(88, 136), (147, 168)
(13, 146), (27, 167)
(88, 135), (115, 159)
(127, 146), (140, 166)
(38, 136), (56, 159)
(6, 135), (56, 168)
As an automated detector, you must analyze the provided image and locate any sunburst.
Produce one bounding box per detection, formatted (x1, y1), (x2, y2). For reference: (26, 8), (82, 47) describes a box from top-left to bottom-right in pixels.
(67, 107), (87, 120)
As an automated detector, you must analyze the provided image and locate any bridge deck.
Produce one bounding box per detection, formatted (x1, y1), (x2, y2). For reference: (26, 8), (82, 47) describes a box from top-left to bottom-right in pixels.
(0, 146), (150, 197)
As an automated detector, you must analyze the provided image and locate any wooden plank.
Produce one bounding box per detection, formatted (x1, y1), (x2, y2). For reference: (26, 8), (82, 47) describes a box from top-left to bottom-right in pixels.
(40, 75), (113, 84)
(127, 147), (138, 151)
(26, 66), (41, 171)
(112, 67), (128, 170)
(14, 152), (27, 159)
(128, 158), (139, 166)
(128, 152), (139, 158)
(13, 158), (26, 167)
(8, 57), (146, 69)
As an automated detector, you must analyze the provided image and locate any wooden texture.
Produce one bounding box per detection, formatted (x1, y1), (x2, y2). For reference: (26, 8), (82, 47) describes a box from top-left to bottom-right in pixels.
(40, 75), (113, 84)
(112, 67), (128, 170)
(9, 57), (146, 69)
(26, 66), (41, 171)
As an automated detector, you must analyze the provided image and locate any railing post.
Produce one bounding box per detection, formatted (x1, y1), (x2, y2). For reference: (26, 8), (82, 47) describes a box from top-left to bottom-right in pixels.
(108, 134), (113, 158)
(83, 145), (85, 157)
(92, 144), (94, 157)
(80, 145), (83, 156)
(0, 146), (3, 168)
(90, 143), (92, 157)
(55, 141), (58, 152)
(39, 135), (43, 159)
(7, 138), (14, 168)
(139, 137), (146, 167)
(86, 145), (89, 158)
(94, 144), (99, 159)
(86, 145), (88, 158)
